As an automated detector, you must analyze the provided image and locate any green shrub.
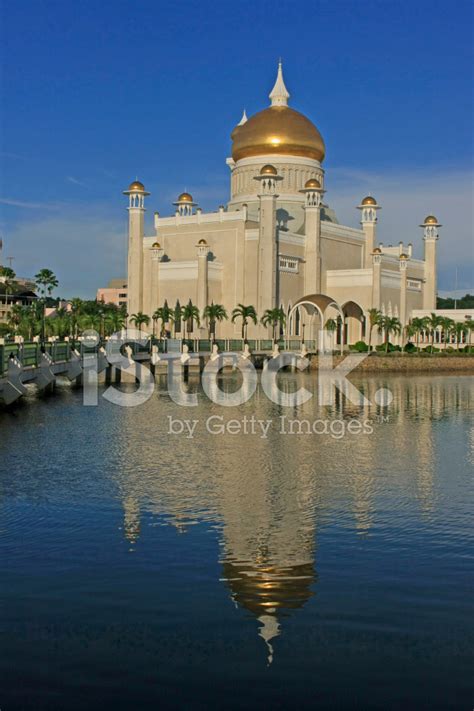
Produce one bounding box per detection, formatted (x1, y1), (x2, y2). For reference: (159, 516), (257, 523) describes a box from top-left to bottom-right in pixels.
(423, 345), (440, 353)
(351, 340), (368, 352)
(404, 342), (416, 353)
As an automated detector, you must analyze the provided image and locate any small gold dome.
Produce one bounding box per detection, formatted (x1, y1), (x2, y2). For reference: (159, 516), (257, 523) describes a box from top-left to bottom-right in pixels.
(424, 215), (438, 224)
(231, 106), (325, 162)
(151, 242), (161, 249)
(129, 180), (145, 192)
(198, 238), (207, 245)
(260, 164), (278, 175)
(361, 196), (377, 206)
(399, 253), (409, 260)
(178, 192), (193, 203)
(372, 247), (382, 254)
(305, 178), (321, 189)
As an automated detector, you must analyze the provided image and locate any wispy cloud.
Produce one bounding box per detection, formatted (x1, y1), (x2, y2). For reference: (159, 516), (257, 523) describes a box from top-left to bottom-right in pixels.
(66, 176), (88, 187)
(0, 197), (61, 210)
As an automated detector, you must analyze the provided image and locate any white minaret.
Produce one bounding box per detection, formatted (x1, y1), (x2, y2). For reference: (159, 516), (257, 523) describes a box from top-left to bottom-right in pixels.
(123, 179), (149, 319)
(371, 247), (382, 310)
(420, 215), (440, 310)
(269, 60), (290, 107)
(357, 196), (381, 268)
(300, 178), (324, 294)
(196, 238), (210, 315)
(399, 252), (409, 335)
(254, 165), (283, 316)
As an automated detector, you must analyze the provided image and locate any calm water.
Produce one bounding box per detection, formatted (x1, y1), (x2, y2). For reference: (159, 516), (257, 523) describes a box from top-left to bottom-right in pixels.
(0, 373), (473, 710)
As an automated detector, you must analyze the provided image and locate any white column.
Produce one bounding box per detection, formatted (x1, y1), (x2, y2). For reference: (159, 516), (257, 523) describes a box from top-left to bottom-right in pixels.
(196, 241), (210, 315)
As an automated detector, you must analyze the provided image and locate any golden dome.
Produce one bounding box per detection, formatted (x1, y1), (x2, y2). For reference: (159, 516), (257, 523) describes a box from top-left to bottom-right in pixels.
(198, 238), (207, 245)
(129, 180), (145, 192)
(231, 106), (325, 162)
(151, 242), (161, 249)
(304, 178), (321, 189)
(372, 247), (382, 254)
(399, 253), (409, 260)
(260, 164), (278, 175)
(424, 215), (438, 224)
(177, 192), (193, 203)
(361, 195), (377, 206)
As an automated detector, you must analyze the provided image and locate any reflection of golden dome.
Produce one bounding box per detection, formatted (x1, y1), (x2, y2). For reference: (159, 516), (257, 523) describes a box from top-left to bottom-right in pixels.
(231, 106), (325, 162)
(222, 560), (314, 618)
(361, 195), (377, 205)
(424, 215), (438, 224)
(260, 164), (278, 175)
(304, 178), (321, 189)
(129, 180), (145, 192)
(177, 192), (193, 202)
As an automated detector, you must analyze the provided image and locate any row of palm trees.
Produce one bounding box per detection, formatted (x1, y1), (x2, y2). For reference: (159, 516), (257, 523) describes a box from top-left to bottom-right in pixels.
(130, 301), (288, 342)
(366, 308), (473, 351)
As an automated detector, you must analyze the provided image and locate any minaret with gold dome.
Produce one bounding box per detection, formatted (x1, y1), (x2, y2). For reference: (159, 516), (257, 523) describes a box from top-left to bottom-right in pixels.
(123, 179), (149, 317)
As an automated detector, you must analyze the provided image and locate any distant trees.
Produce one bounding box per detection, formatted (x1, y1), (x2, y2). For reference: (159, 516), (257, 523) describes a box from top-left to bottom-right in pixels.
(261, 307), (286, 342)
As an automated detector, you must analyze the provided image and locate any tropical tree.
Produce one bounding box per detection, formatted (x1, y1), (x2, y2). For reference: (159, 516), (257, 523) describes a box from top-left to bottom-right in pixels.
(152, 301), (174, 337)
(35, 268), (58, 343)
(130, 312), (150, 332)
(377, 315), (402, 352)
(464, 320), (474, 350)
(203, 302), (228, 340)
(409, 316), (429, 352)
(51, 308), (71, 339)
(427, 312), (443, 350)
(452, 321), (467, 350)
(182, 299), (201, 338)
(367, 308), (382, 351)
(439, 316), (455, 349)
(261, 307), (286, 342)
(231, 304), (258, 340)
(0, 266), (17, 306)
(104, 307), (126, 336)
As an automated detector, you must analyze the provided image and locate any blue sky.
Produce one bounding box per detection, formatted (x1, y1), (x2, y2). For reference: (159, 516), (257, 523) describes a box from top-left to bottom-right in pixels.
(1, 0), (472, 297)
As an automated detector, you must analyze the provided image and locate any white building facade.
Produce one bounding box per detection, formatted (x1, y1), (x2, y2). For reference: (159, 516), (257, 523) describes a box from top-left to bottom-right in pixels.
(125, 63), (440, 344)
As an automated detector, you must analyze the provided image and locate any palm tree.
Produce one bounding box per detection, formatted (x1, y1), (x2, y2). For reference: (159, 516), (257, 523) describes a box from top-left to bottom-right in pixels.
(409, 316), (429, 352)
(261, 307), (286, 343)
(427, 312), (443, 350)
(152, 301), (174, 337)
(377, 315), (402, 352)
(367, 308), (382, 351)
(452, 322), (467, 350)
(0, 266), (17, 306)
(464, 320), (474, 351)
(35, 268), (58, 343)
(182, 299), (200, 338)
(69, 297), (83, 340)
(231, 304), (258, 340)
(130, 312), (150, 332)
(439, 316), (455, 349)
(203, 302), (228, 340)
(104, 308), (126, 336)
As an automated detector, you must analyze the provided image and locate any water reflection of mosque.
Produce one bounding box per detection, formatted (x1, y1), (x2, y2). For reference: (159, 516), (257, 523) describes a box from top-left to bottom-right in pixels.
(118, 374), (472, 662)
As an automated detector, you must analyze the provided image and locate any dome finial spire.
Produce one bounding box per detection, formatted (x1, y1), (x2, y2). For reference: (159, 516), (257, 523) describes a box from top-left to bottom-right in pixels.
(269, 60), (290, 107)
(237, 108), (248, 126)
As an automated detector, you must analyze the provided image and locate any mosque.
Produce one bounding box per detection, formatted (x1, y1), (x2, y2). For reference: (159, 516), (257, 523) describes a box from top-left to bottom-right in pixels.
(124, 63), (440, 344)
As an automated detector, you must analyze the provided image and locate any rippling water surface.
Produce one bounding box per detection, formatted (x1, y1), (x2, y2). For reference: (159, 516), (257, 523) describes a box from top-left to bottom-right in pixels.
(0, 373), (473, 710)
